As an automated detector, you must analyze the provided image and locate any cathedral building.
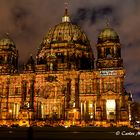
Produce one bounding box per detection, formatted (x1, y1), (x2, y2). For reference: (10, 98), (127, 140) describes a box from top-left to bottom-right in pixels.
(0, 8), (132, 125)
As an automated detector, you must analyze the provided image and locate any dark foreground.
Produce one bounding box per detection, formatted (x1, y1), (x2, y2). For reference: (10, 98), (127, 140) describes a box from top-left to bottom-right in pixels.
(0, 126), (140, 140)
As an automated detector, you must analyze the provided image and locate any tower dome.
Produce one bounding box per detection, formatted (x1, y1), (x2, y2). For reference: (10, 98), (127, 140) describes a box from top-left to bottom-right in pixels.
(0, 34), (18, 74)
(0, 36), (16, 51)
(98, 27), (120, 43)
(96, 26), (123, 69)
(36, 9), (94, 71)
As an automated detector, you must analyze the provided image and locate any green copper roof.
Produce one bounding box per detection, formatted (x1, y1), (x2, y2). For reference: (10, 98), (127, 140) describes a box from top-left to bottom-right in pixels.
(98, 27), (119, 40)
(0, 37), (16, 51)
(42, 22), (90, 45)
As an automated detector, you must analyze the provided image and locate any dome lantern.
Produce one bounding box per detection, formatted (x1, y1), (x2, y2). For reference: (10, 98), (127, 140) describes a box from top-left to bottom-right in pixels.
(62, 8), (70, 22)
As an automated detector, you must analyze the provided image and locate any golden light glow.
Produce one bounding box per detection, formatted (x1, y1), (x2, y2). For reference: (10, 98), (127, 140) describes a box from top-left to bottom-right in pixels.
(73, 109), (76, 113)
(106, 100), (115, 110)
(90, 115), (93, 119)
(0, 4), (130, 127)
(89, 103), (92, 108)
(9, 109), (12, 113)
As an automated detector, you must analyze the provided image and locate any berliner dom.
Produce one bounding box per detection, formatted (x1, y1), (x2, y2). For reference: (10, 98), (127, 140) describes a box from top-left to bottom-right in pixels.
(37, 9), (94, 71)
(0, 8), (132, 127)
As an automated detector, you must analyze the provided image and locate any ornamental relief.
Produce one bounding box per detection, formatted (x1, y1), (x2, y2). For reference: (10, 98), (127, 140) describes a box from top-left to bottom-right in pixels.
(36, 79), (64, 100)
(103, 81), (116, 93)
(102, 90), (116, 95)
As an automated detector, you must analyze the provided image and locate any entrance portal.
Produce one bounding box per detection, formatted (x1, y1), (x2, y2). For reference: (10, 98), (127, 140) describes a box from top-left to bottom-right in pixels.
(106, 100), (116, 121)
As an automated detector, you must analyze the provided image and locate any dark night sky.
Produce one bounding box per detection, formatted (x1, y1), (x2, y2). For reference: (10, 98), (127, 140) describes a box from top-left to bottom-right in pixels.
(0, 0), (140, 102)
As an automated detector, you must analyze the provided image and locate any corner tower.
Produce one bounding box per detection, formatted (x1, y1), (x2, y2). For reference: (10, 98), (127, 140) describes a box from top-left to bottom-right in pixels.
(95, 25), (130, 123)
(96, 26), (123, 69)
(0, 34), (18, 74)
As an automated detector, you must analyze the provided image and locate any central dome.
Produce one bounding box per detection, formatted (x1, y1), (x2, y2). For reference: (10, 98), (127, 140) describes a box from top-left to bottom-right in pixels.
(36, 9), (94, 71)
(41, 22), (90, 46)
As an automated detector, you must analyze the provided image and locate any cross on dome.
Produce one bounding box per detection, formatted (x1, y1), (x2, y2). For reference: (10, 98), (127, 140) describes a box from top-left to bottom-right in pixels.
(62, 0), (70, 22)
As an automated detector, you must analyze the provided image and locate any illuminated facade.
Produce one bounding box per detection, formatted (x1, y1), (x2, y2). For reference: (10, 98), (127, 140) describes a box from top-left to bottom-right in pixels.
(0, 9), (132, 125)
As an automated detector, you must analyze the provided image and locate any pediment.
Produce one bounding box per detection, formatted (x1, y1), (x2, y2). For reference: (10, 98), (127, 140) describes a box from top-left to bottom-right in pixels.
(103, 90), (116, 95)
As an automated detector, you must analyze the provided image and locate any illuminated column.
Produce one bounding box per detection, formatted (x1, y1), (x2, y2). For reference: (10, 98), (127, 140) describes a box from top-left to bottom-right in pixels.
(75, 77), (79, 109)
(95, 78), (102, 121)
(0, 82), (4, 120)
(30, 79), (35, 110)
(89, 102), (93, 119)
(49, 102), (52, 118)
(80, 102), (83, 120)
(93, 102), (95, 120)
(102, 100), (106, 120)
(5, 79), (10, 120)
(128, 102), (132, 122)
(41, 103), (46, 119)
(71, 79), (75, 108)
(86, 101), (89, 120)
(41, 103), (43, 118)
(66, 78), (71, 108)
(96, 78), (101, 106)
(15, 103), (20, 119)
(54, 86), (57, 104)
(80, 101), (84, 120)
(21, 80), (27, 107)
(13, 103), (16, 119)
(84, 101), (86, 120)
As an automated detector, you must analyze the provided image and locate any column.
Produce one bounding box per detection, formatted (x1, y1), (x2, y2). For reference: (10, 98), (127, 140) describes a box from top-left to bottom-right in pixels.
(80, 102), (83, 120)
(80, 101), (84, 120)
(86, 101), (89, 120)
(30, 79), (35, 110)
(13, 103), (16, 119)
(84, 101), (86, 120)
(21, 80), (27, 107)
(89, 102), (93, 120)
(116, 99), (120, 121)
(95, 75), (102, 122)
(75, 78), (79, 108)
(6, 79), (10, 119)
(102, 100), (106, 120)
(15, 103), (18, 119)
(93, 102), (95, 120)
(71, 79), (75, 108)
(66, 78), (71, 108)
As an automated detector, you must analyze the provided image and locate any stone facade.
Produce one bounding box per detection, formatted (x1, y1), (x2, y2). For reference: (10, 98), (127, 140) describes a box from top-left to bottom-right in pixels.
(0, 9), (132, 125)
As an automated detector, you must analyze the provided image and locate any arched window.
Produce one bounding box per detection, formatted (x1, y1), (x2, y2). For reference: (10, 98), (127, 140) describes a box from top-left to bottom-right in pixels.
(106, 48), (112, 58)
